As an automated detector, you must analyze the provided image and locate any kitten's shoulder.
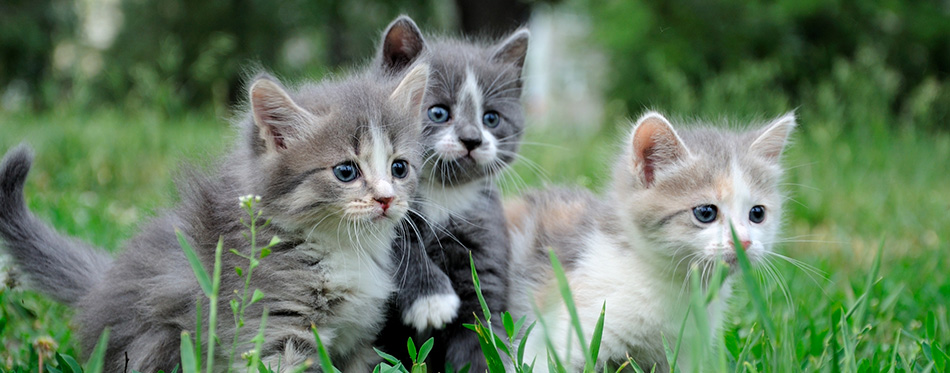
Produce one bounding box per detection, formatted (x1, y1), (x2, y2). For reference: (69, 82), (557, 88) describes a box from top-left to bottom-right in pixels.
(505, 187), (615, 269)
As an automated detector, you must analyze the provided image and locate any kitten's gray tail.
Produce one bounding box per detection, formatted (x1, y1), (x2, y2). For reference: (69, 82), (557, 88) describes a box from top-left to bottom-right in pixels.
(0, 145), (113, 305)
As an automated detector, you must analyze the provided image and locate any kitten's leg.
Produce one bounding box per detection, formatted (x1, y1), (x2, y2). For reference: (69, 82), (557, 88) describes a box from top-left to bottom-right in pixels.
(392, 217), (460, 332)
(437, 202), (512, 372)
(259, 340), (313, 373)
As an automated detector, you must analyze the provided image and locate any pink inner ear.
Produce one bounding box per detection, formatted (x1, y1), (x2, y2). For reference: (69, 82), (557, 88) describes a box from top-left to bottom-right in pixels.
(268, 124), (286, 150)
(641, 147), (656, 186)
(634, 121), (664, 187)
(384, 21), (423, 70)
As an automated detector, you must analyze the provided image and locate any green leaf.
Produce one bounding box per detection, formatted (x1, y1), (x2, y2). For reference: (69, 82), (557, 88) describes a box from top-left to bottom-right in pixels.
(177, 230), (212, 296)
(180, 332), (199, 373)
(260, 247), (272, 259)
(503, 311), (515, 340)
(56, 352), (82, 373)
(56, 353), (83, 373)
(417, 337), (434, 364)
(373, 347), (402, 366)
(251, 289), (265, 304)
(926, 310), (937, 341)
(84, 328), (110, 373)
(268, 235), (281, 248)
(471, 320), (507, 373)
(407, 337), (418, 363)
(230, 299), (239, 315)
(933, 343), (948, 372)
(235, 266), (243, 277)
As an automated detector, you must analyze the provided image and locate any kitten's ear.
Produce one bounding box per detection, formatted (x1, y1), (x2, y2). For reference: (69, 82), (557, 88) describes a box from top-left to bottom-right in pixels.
(750, 112), (796, 162)
(380, 15), (426, 74)
(630, 111), (691, 188)
(249, 76), (313, 153)
(390, 63), (430, 115)
(491, 28), (530, 70)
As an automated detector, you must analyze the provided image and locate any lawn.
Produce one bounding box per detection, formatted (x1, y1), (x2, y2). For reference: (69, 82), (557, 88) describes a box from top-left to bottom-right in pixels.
(1, 103), (948, 371)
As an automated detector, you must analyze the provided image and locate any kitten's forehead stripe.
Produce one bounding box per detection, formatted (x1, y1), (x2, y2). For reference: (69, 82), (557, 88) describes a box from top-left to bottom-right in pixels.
(714, 175), (733, 200)
(460, 67), (484, 121)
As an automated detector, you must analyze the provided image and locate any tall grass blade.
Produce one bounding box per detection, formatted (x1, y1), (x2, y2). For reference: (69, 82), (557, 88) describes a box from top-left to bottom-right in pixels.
(730, 223), (776, 338)
(547, 249), (591, 368)
(204, 237), (224, 373)
(588, 302), (606, 371)
(851, 238), (884, 328)
(469, 252), (494, 323)
(887, 329), (902, 373)
(468, 252), (507, 372)
(667, 307), (690, 373)
(177, 229), (212, 296)
(84, 328), (110, 373)
(312, 326), (339, 373)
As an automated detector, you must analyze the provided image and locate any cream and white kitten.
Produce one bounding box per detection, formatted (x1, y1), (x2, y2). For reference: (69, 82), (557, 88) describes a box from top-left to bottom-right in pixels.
(505, 111), (795, 372)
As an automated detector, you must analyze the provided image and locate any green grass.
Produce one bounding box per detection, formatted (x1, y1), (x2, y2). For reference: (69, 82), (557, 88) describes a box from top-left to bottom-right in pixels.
(1, 104), (949, 371)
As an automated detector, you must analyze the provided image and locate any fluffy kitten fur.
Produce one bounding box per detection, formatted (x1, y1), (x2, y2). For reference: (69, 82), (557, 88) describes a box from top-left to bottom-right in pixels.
(372, 16), (529, 371)
(0, 65), (430, 372)
(505, 112), (796, 372)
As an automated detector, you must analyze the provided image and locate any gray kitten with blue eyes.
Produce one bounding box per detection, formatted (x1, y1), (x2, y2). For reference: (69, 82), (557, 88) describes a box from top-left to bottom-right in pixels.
(372, 16), (529, 371)
(0, 65), (430, 372)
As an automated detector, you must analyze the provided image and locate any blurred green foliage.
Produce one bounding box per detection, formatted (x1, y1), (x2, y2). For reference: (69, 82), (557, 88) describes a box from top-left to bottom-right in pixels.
(580, 0), (950, 131)
(0, 0), (77, 111)
(3, 0), (949, 130)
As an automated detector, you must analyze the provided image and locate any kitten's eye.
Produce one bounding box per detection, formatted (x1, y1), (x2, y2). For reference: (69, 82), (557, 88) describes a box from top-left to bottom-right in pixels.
(391, 160), (409, 179)
(749, 205), (766, 223)
(427, 105), (450, 123)
(692, 205), (718, 223)
(332, 162), (360, 182)
(483, 111), (500, 128)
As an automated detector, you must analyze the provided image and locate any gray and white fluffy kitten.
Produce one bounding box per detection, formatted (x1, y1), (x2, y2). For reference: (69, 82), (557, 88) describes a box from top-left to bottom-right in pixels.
(505, 111), (796, 372)
(0, 65), (430, 372)
(372, 16), (529, 371)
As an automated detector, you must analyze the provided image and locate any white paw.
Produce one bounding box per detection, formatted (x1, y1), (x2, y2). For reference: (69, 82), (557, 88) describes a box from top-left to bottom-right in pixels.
(403, 293), (461, 332)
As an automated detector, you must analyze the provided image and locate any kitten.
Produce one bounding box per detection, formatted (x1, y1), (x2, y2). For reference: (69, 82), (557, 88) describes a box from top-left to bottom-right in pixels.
(505, 111), (796, 372)
(372, 16), (530, 371)
(0, 65), (430, 372)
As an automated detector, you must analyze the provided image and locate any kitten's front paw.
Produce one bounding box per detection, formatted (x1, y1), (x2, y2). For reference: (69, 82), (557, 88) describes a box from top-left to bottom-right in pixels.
(403, 293), (461, 332)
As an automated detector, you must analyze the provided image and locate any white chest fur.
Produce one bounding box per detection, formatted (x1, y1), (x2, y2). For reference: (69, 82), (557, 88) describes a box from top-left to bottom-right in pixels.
(293, 236), (394, 358)
(524, 231), (733, 371)
(418, 180), (484, 225)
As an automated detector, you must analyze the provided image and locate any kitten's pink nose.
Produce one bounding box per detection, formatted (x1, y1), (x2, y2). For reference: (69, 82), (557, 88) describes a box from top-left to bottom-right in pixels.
(729, 240), (752, 250)
(375, 196), (394, 212)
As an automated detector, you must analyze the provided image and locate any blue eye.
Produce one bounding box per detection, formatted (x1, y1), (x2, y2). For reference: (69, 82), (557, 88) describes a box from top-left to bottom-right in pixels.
(482, 111), (500, 128)
(332, 162), (359, 182)
(427, 105), (450, 123)
(749, 205), (766, 223)
(692, 205), (718, 223)
(392, 160), (409, 179)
